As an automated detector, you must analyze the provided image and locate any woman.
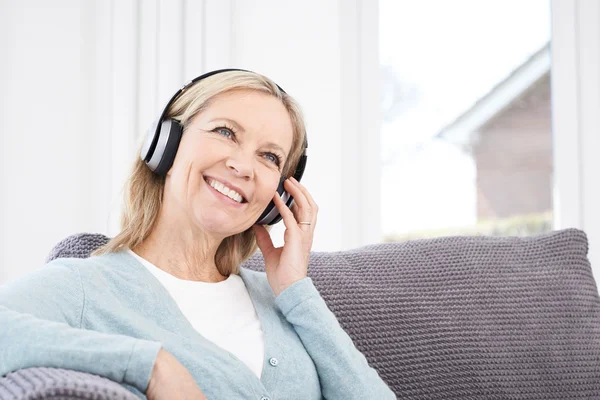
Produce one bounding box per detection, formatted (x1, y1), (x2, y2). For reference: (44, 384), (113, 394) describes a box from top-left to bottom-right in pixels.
(0, 70), (396, 399)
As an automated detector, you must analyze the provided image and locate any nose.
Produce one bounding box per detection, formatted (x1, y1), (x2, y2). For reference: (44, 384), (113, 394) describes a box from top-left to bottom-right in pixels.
(225, 151), (254, 180)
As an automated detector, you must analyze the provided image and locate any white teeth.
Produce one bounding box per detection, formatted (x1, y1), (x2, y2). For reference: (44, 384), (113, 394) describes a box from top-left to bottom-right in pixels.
(230, 192), (243, 202)
(207, 178), (243, 203)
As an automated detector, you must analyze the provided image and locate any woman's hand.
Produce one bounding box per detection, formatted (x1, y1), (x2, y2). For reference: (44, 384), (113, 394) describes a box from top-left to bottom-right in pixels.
(253, 177), (318, 297)
(147, 349), (207, 400)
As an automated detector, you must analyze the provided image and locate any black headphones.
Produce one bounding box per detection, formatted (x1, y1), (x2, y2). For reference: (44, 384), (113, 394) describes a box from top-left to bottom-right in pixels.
(140, 68), (308, 226)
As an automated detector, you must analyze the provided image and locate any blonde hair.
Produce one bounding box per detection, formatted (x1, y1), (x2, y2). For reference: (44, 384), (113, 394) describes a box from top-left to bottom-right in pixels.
(92, 71), (307, 276)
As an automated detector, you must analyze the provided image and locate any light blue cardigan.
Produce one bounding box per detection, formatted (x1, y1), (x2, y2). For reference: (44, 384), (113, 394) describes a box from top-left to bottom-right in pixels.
(0, 251), (396, 399)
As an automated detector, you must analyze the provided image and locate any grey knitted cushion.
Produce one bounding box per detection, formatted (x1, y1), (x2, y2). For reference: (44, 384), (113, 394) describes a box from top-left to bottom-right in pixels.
(4, 228), (600, 399)
(0, 367), (138, 400)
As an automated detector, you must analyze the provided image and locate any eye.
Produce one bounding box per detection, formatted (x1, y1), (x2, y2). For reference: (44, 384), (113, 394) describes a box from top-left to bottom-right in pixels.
(264, 152), (283, 167)
(212, 126), (235, 139)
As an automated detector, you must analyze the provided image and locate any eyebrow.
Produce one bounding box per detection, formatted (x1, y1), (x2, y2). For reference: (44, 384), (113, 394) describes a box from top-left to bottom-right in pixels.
(208, 117), (289, 158)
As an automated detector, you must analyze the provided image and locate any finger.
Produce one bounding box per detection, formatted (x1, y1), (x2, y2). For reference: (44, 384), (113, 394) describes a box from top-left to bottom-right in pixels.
(284, 179), (312, 222)
(291, 201), (299, 215)
(290, 177), (318, 211)
(272, 188), (299, 231)
(288, 198), (311, 232)
(288, 178), (318, 227)
(252, 224), (275, 256)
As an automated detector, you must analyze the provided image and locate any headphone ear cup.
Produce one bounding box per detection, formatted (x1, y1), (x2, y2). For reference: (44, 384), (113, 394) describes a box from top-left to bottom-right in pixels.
(256, 177), (294, 226)
(148, 119), (183, 176)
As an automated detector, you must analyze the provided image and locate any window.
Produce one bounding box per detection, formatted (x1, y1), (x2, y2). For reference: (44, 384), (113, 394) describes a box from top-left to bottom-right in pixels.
(380, 0), (552, 241)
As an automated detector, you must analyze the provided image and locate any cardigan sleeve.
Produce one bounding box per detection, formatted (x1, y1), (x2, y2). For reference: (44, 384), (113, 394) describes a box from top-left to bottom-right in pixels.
(275, 277), (397, 399)
(0, 260), (162, 394)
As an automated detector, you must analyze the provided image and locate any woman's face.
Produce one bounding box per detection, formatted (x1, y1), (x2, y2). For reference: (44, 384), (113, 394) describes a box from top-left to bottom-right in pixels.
(165, 89), (294, 237)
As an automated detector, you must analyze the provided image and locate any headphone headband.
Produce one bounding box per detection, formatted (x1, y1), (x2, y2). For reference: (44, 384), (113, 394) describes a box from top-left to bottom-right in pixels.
(142, 68), (307, 164)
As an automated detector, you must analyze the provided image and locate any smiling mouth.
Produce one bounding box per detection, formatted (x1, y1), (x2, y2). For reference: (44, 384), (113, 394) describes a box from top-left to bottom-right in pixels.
(203, 177), (248, 204)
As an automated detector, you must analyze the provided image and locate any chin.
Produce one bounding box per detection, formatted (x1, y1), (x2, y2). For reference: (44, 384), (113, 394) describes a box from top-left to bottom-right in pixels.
(192, 212), (248, 236)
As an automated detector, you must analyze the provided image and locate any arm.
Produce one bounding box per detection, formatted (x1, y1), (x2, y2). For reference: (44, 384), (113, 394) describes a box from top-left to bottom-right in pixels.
(275, 277), (397, 400)
(0, 260), (162, 394)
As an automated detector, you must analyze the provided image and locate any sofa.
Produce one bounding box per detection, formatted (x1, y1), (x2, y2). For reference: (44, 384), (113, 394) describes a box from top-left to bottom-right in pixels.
(1, 228), (600, 399)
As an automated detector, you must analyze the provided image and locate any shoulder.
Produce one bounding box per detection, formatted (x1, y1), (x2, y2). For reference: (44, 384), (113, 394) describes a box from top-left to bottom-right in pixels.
(0, 252), (146, 325)
(49, 251), (145, 287)
(0, 257), (94, 323)
(2, 258), (83, 292)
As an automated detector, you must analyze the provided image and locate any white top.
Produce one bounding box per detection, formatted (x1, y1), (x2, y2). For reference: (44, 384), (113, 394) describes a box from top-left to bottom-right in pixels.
(127, 249), (265, 378)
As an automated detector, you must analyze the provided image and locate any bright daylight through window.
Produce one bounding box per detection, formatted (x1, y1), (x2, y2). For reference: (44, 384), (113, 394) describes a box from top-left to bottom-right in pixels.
(380, 0), (552, 241)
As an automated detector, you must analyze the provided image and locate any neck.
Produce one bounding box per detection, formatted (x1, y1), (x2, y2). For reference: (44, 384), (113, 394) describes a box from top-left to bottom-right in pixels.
(132, 208), (228, 283)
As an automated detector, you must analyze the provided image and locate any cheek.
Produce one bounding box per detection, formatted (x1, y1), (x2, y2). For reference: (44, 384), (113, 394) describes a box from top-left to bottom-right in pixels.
(256, 174), (282, 205)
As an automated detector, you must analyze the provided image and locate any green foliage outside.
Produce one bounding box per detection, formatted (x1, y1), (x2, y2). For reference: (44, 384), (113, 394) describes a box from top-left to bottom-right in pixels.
(384, 211), (553, 242)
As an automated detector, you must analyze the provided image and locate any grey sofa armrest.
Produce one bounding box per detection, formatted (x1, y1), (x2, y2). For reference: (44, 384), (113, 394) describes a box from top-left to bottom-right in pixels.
(0, 368), (138, 400)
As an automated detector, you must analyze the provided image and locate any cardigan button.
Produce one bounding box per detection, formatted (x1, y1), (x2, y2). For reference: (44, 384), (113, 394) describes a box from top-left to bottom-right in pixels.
(260, 397), (271, 400)
(269, 357), (279, 366)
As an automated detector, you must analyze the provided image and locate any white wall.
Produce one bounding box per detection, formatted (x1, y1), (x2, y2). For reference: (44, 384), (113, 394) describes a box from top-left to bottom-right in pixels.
(0, 1), (108, 282)
(0, 0), (381, 283)
(551, 0), (600, 279)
